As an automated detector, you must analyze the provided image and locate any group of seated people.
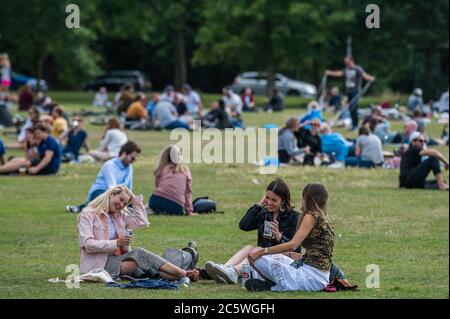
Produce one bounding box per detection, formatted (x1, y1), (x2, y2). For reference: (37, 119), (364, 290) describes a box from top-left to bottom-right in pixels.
(276, 102), (449, 190)
(75, 166), (345, 292)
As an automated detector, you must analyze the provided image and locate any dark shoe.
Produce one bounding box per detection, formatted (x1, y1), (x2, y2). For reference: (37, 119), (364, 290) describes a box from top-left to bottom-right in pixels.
(245, 279), (275, 292)
(197, 267), (212, 280)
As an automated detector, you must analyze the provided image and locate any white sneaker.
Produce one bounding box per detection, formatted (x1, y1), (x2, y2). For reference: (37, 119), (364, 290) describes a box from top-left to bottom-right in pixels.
(328, 161), (345, 169)
(66, 205), (80, 214)
(211, 264), (239, 285)
(204, 261), (225, 284)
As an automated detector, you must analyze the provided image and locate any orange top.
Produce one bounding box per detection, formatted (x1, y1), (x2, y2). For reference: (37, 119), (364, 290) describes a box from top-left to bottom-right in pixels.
(126, 102), (148, 120)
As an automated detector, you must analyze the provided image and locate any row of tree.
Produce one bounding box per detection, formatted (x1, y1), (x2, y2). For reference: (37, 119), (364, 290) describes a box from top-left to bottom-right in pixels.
(0, 0), (448, 98)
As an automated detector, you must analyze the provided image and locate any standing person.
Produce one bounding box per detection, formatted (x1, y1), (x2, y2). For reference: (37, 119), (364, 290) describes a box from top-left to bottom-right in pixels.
(77, 184), (200, 282)
(203, 178), (300, 284)
(81, 118), (127, 162)
(51, 106), (69, 140)
(345, 125), (384, 168)
(399, 132), (449, 190)
(60, 116), (90, 163)
(148, 145), (196, 216)
(182, 84), (203, 116)
(0, 53), (12, 91)
(326, 56), (375, 131)
(66, 141), (141, 213)
(246, 183), (334, 292)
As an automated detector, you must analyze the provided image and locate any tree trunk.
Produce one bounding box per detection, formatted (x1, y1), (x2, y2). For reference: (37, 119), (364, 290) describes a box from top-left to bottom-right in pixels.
(173, 28), (187, 91)
(266, 51), (275, 97)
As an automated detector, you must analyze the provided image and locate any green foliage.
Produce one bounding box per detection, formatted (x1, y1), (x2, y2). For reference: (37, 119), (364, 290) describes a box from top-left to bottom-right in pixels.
(0, 91), (448, 298)
(0, 0), (448, 93)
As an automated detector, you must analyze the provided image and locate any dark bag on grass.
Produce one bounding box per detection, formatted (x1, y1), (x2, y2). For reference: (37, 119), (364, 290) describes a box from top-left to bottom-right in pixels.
(193, 197), (218, 214)
(162, 241), (199, 271)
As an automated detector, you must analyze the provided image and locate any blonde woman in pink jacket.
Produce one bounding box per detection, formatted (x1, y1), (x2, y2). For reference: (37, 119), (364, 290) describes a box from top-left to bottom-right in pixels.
(77, 185), (199, 281)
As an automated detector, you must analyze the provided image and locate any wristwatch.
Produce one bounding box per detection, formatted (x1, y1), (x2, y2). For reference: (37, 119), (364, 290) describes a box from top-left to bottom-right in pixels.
(264, 247), (269, 255)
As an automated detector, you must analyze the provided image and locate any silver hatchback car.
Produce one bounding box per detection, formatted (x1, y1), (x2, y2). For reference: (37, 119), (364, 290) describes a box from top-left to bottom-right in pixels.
(230, 71), (317, 98)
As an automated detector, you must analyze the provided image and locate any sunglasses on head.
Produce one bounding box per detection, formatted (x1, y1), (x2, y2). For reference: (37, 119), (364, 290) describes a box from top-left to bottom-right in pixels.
(414, 139), (425, 143)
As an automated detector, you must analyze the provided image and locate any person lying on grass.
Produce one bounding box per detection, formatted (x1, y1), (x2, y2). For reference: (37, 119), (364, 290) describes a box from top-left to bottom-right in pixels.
(246, 183), (334, 292)
(77, 184), (199, 282)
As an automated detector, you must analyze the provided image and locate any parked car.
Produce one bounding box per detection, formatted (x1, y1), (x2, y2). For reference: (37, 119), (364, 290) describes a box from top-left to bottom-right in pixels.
(11, 72), (48, 91)
(83, 70), (151, 92)
(230, 71), (316, 98)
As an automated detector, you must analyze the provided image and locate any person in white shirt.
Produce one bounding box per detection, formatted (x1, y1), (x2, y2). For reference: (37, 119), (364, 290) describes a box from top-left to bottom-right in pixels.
(80, 118), (127, 162)
(223, 86), (243, 115)
(182, 84), (203, 116)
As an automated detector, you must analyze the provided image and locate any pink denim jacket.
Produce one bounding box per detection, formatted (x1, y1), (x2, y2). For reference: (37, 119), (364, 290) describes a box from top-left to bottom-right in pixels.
(77, 200), (149, 274)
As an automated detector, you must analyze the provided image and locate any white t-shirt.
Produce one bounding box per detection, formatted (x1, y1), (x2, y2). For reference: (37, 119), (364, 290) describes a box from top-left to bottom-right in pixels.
(100, 129), (128, 157)
(356, 134), (384, 164)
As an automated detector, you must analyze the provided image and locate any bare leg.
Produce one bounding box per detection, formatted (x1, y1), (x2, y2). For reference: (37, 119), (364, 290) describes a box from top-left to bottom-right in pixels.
(158, 262), (186, 280)
(436, 173), (449, 190)
(120, 260), (139, 275)
(224, 245), (254, 267)
(0, 158), (30, 174)
(89, 149), (112, 161)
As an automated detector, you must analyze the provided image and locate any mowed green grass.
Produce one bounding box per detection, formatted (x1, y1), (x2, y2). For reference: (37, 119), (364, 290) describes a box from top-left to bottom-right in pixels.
(0, 91), (448, 299)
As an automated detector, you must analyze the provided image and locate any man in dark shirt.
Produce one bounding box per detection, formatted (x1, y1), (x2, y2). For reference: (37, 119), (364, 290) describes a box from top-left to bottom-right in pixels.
(60, 116), (89, 162)
(326, 56), (375, 131)
(265, 89), (283, 112)
(29, 123), (62, 175)
(399, 132), (449, 190)
(202, 99), (232, 130)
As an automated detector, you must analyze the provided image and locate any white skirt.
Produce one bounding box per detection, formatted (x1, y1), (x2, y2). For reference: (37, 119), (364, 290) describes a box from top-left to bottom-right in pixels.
(252, 254), (330, 292)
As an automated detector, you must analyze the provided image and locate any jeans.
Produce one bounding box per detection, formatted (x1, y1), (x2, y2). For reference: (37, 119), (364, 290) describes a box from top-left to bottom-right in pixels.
(347, 91), (360, 130)
(149, 194), (184, 215)
(401, 156), (442, 189)
(165, 120), (189, 130)
(345, 157), (381, 168)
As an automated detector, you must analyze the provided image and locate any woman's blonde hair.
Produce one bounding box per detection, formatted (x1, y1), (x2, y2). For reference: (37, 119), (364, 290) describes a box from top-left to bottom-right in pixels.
(87, 185), (134, 215)
(154, 145), (187, 178)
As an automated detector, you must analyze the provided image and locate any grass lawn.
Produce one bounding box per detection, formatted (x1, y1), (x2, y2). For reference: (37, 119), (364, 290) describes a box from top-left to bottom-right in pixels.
(0, 91), (448, 299)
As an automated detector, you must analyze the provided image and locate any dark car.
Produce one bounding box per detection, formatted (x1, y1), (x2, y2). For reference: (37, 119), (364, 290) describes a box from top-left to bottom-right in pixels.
(11, 72), (48, 91)
(83, 70), (151, 92)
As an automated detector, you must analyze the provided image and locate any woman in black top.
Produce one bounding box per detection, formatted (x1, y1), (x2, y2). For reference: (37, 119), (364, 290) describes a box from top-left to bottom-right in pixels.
(203, 178), (300, 284)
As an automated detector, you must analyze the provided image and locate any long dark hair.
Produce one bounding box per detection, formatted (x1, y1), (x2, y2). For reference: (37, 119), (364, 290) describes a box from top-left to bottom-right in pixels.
(297, 183), (330, 231)
(266, 178), (293, 212)
(301, 183), (328, 214)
